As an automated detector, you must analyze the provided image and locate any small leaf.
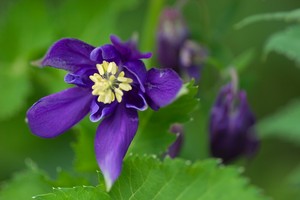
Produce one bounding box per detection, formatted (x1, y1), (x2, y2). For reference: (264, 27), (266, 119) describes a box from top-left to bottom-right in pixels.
(51, 170), (90, 188)
(106, 155), (267, 200)
(258, 99), (300, 145)
(0, 161), (52, 200)
(264, 25), (300, 65)
(34, 186), (110, 200)
(235, 8), (300, 29)
(129, 81), (199, 155)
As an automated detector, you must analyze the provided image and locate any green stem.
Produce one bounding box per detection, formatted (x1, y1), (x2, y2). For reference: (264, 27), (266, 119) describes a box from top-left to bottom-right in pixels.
(140, 0), (166, 69)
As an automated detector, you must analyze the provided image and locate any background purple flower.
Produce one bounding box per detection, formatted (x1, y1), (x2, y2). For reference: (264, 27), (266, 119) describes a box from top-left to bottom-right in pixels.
(157, 8), (188, 70)
(157, 7), (208, 81)
(26, 35), (182, 191)
(167, 123), (184, 158)
(209, 83), (259, 163)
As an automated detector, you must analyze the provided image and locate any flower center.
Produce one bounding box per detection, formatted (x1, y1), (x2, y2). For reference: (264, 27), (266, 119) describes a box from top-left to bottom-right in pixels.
(89, 61), (133, 104)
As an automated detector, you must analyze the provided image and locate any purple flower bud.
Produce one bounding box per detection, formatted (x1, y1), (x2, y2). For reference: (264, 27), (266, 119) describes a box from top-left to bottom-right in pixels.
(167, 123), (184, 158)
(209, 84), (259, 163)
(179, 40), (208, 81)
(157, 8), (188, 70)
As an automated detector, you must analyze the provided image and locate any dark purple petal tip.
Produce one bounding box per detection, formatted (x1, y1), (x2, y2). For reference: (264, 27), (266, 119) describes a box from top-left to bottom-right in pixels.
(167, 123), (184, 158)
(110, 35), (152, 60)
(145, 68), (182, 109)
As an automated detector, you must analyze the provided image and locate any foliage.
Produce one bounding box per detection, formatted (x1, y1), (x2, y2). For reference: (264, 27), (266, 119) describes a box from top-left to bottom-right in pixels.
(108, 155), (267, 200)
(264, 25), (300, 65)
(0, 161), (52, 200)
(258, 100), (300, 145)
(235, 8), (300, 29)
(1, 156), (267, 200)
(1, 1), (300, 200)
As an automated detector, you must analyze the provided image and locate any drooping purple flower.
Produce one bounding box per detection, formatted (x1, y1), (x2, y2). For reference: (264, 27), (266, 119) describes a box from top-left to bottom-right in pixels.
(156, 7), (208, 81)
(26, 35), (182, 191)
(157, 8), (188, 70)
(179, 40), (208, 81)
(209, 83), (259, 163)
(166, 123), (184, 158)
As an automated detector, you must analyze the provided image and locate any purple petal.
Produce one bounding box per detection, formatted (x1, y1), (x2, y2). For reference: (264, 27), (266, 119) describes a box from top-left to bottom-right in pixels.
(26, 87), (93, 138)
(110, 35), (152, 60)
(90, 44), (121, 65)
(145, 68), (182, 109)
(186, 65), (201, 82)
(123, 60), (147, 92)
(64, 67), (96, 88)
(89, 100), (117, 122)
(41, 38), (96, 72)
(167, 123), (184, 158)
(95, 104), (138, 191)
(124, 89), (148, 111)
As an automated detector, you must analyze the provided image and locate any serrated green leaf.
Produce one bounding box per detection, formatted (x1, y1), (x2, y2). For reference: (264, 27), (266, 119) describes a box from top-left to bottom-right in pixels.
(264, 25), (300, 65)
(258, 100), (300, 145)
(129, 81), (198, 155)
(105, 155), (267, 200)
(50, 170), (90, 188)
(34, 186), (110, 200)
(0, 161), (52, 200)
(235, 8), (300, 29)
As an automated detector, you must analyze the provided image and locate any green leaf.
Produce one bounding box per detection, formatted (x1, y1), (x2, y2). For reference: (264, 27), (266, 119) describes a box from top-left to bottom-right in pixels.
(34, 186), (110, 200)
(0, 161), (52, 200)
(107, 155), (267, 200)
(264, 25), (300, 65)
(129, 81), (199, 155)
(50, 170), (90, 188)
(235, 8), (300, 29)
(258, 100), (300, 145)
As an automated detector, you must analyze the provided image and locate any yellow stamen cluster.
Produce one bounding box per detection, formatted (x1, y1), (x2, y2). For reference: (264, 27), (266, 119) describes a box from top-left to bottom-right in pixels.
(89, 61), (133, 104)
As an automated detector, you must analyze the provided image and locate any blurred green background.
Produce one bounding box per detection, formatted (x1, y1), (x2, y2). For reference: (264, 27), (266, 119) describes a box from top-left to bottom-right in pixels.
(0, 0), (300, 199)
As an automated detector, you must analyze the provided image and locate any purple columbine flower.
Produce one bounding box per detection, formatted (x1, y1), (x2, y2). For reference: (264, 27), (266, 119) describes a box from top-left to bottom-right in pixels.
(26, 35), (182, 191)
(157, 8), (188, 70)
(157, 8), (208, 81)
(179, 40), (208, 81)
(209, 83), (259, 163)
